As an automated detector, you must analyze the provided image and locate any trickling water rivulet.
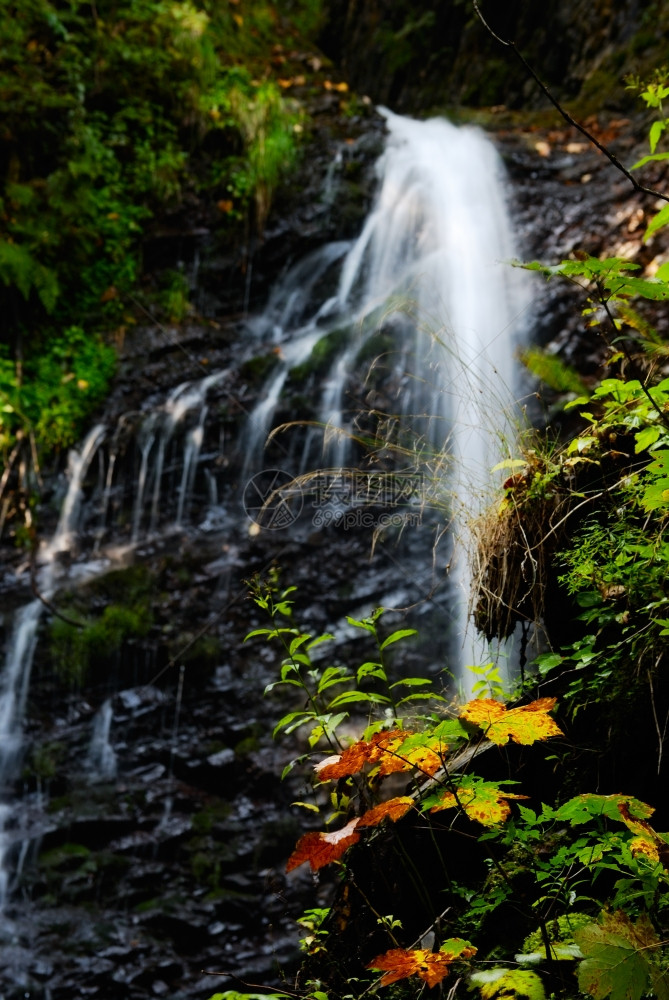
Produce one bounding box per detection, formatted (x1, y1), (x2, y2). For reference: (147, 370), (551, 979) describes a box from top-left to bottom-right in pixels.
(0, 112), (528, 933)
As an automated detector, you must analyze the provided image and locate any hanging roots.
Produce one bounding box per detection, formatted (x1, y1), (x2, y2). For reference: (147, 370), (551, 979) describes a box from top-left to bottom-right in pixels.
(470, 488), (572, 642)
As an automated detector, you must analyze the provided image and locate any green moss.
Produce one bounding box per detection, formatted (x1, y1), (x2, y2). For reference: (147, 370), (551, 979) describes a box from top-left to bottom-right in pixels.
(40, 843), (91, 870)
(49, 600), (153, 687)
(24, 741), (67, 782)
(241, 352), (281, 384)
(234, 734), (260, 756)
(191, 799), (233, 835)
(287, 326), (349, 386)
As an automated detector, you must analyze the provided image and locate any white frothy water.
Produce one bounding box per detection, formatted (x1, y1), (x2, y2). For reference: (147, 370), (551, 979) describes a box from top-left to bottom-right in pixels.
(86, 699), (117, 780)
(242, 110), (529, 679)
(0, 425), (106, 913)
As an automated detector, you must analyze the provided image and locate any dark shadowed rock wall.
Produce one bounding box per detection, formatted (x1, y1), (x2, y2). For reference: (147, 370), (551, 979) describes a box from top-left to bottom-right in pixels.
(319, 0), (667, 112)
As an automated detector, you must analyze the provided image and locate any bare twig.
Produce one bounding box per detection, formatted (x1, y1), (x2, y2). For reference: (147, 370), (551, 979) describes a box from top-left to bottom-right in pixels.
(471, 0), (669, 205)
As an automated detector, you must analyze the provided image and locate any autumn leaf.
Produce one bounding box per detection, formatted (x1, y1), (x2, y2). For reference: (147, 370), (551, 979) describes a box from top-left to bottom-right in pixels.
(377, 735), (443, 777)
(556, 793), (654, 826)
(358, 797), (414, 827)
(575, 911), (668, 1000)
(286, 818), (360, 872)
(314, 730), (414, 781)
(369, 940), (477, 988)
(472, 968), (546, 1000)
(617, 801), (669, 866)
(459, 697), (563, 745)
(425, 776), (528, 827)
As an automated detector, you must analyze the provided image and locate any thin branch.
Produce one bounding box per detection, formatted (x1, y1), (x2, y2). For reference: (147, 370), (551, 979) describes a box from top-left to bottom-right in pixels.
(29, 557), (87, 629)
(471, 0), (669, 205)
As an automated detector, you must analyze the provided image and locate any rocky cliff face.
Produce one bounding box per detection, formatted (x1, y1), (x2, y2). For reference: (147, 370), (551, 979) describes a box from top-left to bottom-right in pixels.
(320, 0), (661, 112)
(1, 18), (666, 997)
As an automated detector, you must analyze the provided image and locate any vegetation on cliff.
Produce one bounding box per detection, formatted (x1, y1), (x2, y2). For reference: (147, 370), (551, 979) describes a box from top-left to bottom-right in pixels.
(0, 0), (322, 530)
(210, 66), (669, 1000)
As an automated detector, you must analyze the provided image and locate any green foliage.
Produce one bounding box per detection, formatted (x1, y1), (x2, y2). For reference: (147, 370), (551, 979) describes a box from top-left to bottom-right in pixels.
(470, 968), (546, 1000)
(0, 0), (312, 475)
(0, 327), (116, 457)
(519, 346), (589, 397)
(246, 577), (435, 765)
(575, 912), (669, 1000)
(240, 577), (669, 1000)
(50, 600), (152, 686)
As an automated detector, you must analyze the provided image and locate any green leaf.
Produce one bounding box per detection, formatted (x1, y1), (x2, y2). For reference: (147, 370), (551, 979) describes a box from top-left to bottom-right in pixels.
(389, 677), (432, 688)
(431, 718), (469, 742)
(308, 712), (349, 747)
(575, 913), (659, 1000)
(631, 151), (669, 170)
(244, 628), (274, 640)
(555, 793), (654, 826)
(491, 458), (528, 472)
(208, 992), (291, 1000)
(316, 666), (355, 694)
(326, 690), (391, 708)
(289, 633), (312, 656)
(273, 710), (313, 737)
(534, 652), (563, 675)
(644, 203), (669, 241)
(649, 965), (669, 1000)
(649, 119), (666, 154)
(516, 804), (537, 825)
(379, 628), (417, 650)
(605, 274), (669, 300)
(356, 661), (386, 683)
(640, 478), (669, 511)
(306, 633), (335, 650)
(396, 692), (446, 706)
(634, 425), (662, 453)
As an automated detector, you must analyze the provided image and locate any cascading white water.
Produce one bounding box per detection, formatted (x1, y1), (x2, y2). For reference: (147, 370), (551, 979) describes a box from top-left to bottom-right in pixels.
(241, 109), (529, 678)
(0, 109), (529, 923)
(86, 699), (117, 780)
(0, 424), (106, 912)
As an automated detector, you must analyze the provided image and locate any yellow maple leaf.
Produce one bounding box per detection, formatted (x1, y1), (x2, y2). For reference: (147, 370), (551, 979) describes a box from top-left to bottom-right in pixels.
(459, 697), (563, 745)
(618, 801), (669, 866)
(429, 780), (528, 826)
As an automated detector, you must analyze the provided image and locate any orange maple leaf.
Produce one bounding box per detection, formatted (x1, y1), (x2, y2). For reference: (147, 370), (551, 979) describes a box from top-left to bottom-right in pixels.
(459, 697), (563, 745)
(369, 941), (477, 988)
(358, 797), (414, 827)
(286, 818), (360, 872)
(314, 730), (413, 781)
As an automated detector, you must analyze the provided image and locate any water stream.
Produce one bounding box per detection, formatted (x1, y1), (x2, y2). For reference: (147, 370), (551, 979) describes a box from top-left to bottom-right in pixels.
(0, 111), (529, 983)
(242, 109), (529, 672)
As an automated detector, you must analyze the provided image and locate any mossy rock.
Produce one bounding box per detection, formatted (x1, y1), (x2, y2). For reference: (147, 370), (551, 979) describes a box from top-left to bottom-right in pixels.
(286, 325), (350, 386)
(49, 601), (153, 687)
(240, 352), (281, 383)
(191, 799), (233, 835)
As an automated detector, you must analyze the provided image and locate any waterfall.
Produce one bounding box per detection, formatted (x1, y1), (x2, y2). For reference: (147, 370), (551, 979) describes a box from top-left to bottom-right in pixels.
(241, 110), (529, 678)
(0, 424), (106, 912)
(0, 110), (528, 927)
